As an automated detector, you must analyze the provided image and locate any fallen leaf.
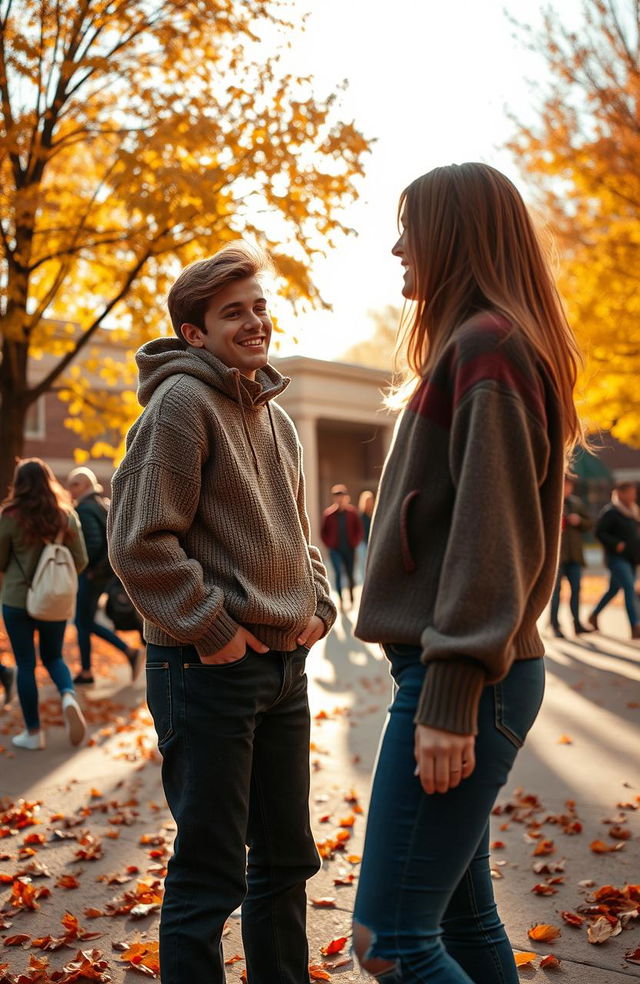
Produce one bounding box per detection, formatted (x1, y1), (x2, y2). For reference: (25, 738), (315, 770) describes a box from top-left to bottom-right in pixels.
(532, 839), (555, 857)
(557, 734), (573, 744)
(540, 954), (561, 968)
(528, 924), (561, 942)
(311, 898), (337, 908)
(320, 936), (348, 955)
(587, 916), (621, 944)
(590, 840), (625, 853)
(625, 945), (640, 964)
(308, 966), (331, 981)
(532, 883), (558, 896)
(560, 911), (585, 927)
(513, 950), (537, 966)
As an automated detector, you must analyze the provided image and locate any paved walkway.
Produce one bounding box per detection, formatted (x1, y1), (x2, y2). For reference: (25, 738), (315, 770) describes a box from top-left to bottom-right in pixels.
(0, 587), (638, 982)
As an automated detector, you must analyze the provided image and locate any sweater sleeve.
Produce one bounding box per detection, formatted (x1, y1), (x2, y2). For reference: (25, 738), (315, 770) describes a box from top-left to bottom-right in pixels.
(108, 405), (239, 656)
(65, 510), (89, 574)
(416, 381), (551, 735)
(296, 444), (337, 635)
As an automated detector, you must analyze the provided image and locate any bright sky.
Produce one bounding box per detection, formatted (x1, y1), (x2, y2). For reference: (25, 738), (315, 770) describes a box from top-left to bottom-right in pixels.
(270, 0), (582, 361)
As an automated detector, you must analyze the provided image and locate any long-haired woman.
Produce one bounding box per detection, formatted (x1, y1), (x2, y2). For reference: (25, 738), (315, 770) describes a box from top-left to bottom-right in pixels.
(0, 459), (89, 749)
(353, 163), (583, 983)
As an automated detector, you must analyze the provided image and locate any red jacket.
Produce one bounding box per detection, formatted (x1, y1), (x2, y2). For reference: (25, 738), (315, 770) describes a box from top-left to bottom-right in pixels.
(321, 504), (364, 550)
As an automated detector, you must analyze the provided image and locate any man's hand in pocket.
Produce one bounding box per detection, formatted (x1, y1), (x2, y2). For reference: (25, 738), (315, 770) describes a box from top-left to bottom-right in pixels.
(200, 627), (268, 665)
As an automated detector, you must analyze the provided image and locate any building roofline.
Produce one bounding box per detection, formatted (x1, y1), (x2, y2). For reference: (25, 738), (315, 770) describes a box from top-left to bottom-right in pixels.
(272, 354), (390, 384)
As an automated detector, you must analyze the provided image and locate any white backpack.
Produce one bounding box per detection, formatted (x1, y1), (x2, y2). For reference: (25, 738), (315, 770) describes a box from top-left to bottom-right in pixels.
(26, 527), (78, 621)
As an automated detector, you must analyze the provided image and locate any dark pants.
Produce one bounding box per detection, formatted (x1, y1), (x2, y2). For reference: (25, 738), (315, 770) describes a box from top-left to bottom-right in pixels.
(354, 646), (545, 983)
(549, 561), (582, 627)
(329, 547), (356, 598)
(75, 572), (130, 671)
(2, 604), (74, 730)
(592, 555), (639, 628)
(146, 642), (320, 984)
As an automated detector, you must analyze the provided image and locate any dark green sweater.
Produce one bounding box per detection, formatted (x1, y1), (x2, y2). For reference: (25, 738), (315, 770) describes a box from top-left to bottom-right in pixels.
(0, 509), (88, 608)
(356, 312), (565, 735)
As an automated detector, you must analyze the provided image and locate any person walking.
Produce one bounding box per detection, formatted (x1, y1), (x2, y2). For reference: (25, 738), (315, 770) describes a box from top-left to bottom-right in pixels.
(0, 459), (88, 749)
(108, 242), (336, 984)
(549, 473), (593, 637)
(357, 489), (376, 583)
(68, 467), (143, 684)
(588, 481), (640, 639)
(352, 163), (583, 983)
(320, 484), (364, 609)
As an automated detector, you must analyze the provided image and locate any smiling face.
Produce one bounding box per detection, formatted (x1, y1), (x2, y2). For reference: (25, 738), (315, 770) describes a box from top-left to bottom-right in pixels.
(391, 211), (416, 300)
(180, 276), (272, 379)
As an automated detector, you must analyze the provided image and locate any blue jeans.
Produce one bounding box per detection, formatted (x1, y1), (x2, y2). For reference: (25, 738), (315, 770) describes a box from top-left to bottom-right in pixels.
(2, 605), (75, 730)
(146, 642), (320, 984)
(549, 561), (582, 626)
(592, 555), (639, 628)
(75, 572), (130, 671)
(354, 646), (545, 983)
(329, 547), (355, 597)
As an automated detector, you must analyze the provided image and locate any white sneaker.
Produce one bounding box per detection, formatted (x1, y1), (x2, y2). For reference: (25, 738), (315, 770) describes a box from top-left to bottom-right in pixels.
(62, 692), (86, 747)
(12, 729), (45, 750)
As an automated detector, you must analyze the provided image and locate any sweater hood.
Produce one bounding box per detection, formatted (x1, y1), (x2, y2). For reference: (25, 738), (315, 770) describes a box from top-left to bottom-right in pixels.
(136, 337), (289, 410)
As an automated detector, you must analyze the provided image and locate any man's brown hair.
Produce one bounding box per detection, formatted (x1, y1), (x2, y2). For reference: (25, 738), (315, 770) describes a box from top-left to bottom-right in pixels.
(167, 242), (272, 341)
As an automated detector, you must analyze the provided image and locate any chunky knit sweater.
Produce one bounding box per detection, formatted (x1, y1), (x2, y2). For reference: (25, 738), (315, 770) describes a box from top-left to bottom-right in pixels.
(108, 339), (336, 655)
(355, 312), (564, 735)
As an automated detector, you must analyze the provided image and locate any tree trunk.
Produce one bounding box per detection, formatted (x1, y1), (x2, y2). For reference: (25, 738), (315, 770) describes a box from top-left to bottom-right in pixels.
(0, 336), (29, 498)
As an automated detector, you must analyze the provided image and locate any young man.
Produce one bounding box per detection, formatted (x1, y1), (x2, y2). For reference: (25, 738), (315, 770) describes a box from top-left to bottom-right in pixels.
(108, 243), (336, 984)
(67, 466), (143, 684)
(320, 484), (364, 609)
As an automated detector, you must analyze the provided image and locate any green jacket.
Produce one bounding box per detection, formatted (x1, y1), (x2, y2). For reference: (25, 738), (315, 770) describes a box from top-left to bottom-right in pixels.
(559, 494), (592, 566)
(0, 509), (88, 609)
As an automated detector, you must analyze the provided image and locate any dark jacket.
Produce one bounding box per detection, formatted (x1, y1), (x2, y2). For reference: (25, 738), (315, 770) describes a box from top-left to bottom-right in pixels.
(321, 504), (364, 551)
(596, 504), (640, 565)
(559, 494), (592, 565)
(76, 492), (111, 580)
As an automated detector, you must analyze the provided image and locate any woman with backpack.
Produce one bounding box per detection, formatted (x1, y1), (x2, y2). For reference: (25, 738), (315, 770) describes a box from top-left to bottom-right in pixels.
(0, 458), (89, 750)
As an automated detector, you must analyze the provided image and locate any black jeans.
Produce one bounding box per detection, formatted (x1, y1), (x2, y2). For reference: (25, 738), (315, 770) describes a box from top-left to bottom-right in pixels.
(146, 642), (320, 984)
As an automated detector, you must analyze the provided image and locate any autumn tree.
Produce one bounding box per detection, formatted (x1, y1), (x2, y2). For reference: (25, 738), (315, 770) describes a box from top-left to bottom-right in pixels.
(0, 0), (370, 493)
(508, 0), (640, 445)
(341, 305), (404, 371)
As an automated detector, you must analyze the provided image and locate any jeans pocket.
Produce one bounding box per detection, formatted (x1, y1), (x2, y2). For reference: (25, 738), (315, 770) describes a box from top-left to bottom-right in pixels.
(146, 661), (174, 746)
(494, 659), (545, 749)
(182, 646), (252, 669)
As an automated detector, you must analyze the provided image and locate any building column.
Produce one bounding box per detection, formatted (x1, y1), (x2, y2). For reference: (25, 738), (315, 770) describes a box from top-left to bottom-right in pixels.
(295, 415), (320, 543)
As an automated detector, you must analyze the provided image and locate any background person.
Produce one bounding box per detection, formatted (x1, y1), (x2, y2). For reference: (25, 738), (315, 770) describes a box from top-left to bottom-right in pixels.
(352, 162), (583, 984)
(0, 458), (88, 749)
(589, 481), (640, 639)
(68, 467), (143, 684)
(320, 484), (364, 609)
(549, 473), (593, 637)
(357, 489), (375, 583)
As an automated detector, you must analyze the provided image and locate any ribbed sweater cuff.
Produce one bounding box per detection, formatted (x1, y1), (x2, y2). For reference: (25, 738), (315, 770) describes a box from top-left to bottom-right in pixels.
(415, 660), (486, 735)
(315, 597), (337, 636)
(193, 608), (240, 657)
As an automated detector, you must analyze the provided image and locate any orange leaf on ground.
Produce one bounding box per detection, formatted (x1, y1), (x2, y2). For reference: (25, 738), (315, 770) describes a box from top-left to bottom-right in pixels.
(625, 945), (640, 964)
(587, 916), (621, 944)
(513, 950), (537, 966)
(57, 874), (81, 889)
(560, 911), (585, 927)
(224, 954), (244, 965)
(320, 935), (348, 955)
(540, 954), (561, 968)
(311, 898), (337, 908)
(118, 940), (160, 977)
(557, 734), (573, 744)
(528, 924), (561, 942)
(532, 883), (558, 896)
(309, 966), (331, 981)
(590, 839), (625, 853)
(532, 839), (555, 857)
(4, 933), (31, 946)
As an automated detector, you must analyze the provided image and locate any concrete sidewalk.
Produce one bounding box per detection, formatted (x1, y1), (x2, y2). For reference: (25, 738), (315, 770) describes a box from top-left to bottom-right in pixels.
(0, 596), (638, 982)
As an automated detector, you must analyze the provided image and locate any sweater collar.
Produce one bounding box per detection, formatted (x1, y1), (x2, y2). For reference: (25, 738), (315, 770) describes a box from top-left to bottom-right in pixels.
(136, 337), (290, 410)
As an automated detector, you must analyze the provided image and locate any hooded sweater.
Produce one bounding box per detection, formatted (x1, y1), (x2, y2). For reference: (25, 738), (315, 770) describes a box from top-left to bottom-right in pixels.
(107, 338), (336, 655)
(355, 313), (565, 735)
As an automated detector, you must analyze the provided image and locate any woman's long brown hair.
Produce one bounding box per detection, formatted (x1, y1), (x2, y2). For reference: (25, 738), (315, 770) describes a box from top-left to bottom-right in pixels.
(1, 458), (70, 543)
(396, 163), (584, 451)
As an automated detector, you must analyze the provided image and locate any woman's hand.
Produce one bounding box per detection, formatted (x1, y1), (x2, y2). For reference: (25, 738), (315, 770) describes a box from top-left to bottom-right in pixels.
(414, 724), (476, 794)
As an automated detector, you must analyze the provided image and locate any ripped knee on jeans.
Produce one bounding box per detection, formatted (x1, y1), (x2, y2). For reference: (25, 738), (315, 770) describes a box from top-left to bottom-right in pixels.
(352, 920), (400, 981)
